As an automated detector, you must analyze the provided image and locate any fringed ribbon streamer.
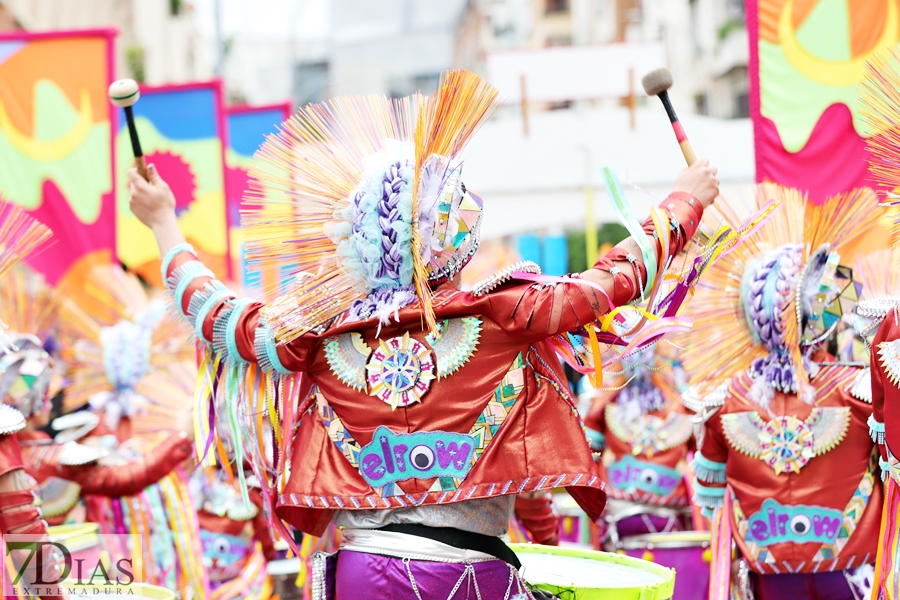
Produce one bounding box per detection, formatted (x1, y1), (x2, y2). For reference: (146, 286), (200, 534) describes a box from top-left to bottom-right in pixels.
(876, 476), (900, 600)
(602, 166), (657, 297)
(709, 487), (733, 600)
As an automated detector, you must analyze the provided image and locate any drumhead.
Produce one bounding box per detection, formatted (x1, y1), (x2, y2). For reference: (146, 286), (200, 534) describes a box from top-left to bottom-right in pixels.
(48, 523), (100, 553)
(268, 557), (301, 576)
(511, 543), (674, 600)
(619, 531), (710, 550)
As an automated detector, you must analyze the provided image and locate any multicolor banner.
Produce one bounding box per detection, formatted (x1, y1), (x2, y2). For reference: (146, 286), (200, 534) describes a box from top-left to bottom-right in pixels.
(748, 0), (900, 203)
(116, 81), (229, 283)
(225, 103), (291, 294)
(0, 29), (116, 284)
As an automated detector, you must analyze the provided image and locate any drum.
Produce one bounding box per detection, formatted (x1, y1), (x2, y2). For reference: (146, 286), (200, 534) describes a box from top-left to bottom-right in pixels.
(554, 492), (598, 547)
(268, 557), (304, 600)
(601, 499), (688, 547)
(48, 523), (103, 575)
(619, 531), (711, 600)
(510, 543), (675, 600)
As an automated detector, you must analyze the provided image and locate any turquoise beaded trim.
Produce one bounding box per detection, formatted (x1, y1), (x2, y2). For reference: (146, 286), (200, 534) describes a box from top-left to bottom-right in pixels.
(225, 298), (255, 364)
(263, 329), (292, 375)
(881, 457), (891, 482)
(693, 451), (727, 484)
(694, 481), (726, 497)
(195, 288), (236, 343)
(173, 263), (214, 316)
(160, 243), (195, 284)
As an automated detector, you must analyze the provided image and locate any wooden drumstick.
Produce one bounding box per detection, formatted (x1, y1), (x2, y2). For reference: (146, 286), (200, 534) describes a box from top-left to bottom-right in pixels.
(641, 68), (697, 166)
(108, 79), (148, 180)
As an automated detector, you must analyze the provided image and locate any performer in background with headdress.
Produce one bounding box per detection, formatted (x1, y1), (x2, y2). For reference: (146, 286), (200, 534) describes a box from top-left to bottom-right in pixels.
(127, 71), (721, 598)
(584, 344), (695, 545)
(685, 185), (881, 600)
(53, 263), (206, 598)
(0, 267), (194, 527)
(0, 201), (65, 599)
(855, 44), (900, 600)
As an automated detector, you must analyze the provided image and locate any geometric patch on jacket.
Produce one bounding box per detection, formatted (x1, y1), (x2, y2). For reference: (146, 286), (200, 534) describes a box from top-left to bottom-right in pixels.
(722, 408), (850, 475)
(316, 352), (526, 497)
(733, 449), (877, 563)
(605, 404), (693, 457)
(879, 339), (900, 387)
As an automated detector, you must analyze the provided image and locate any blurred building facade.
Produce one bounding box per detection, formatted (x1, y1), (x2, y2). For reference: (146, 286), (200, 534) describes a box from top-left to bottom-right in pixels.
(0, 0), (210, 85)
(455, 0), (748, 119)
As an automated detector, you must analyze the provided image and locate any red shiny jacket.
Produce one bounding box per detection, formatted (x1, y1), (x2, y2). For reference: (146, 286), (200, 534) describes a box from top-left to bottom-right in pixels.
(170, 195), (703, 536)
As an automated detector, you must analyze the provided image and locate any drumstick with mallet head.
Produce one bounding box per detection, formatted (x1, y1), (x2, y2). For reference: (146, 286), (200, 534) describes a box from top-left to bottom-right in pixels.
(641, 68), (697, 166)
(108, 79), (149, 180)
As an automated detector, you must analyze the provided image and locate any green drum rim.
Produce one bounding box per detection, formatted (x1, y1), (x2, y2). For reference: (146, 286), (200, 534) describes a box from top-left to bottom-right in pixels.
(61, 583), (175, 599)
(47, 523), (101, 553)
(510, 543), (676, 600)
(619, 531), (711, 549)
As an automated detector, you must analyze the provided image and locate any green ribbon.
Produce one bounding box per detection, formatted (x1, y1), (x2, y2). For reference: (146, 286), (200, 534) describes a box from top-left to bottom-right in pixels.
(600, 167), (656, 298)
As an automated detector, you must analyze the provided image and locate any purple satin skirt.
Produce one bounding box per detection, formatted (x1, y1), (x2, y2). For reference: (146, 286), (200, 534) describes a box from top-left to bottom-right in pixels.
(326, 550), (527, 600)
(752, 572), (854, 600)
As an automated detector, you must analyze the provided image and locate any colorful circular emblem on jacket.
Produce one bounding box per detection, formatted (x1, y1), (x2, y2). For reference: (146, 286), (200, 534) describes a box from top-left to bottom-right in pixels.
(366, 332), (436, 409)
(758, 415), (815, 474)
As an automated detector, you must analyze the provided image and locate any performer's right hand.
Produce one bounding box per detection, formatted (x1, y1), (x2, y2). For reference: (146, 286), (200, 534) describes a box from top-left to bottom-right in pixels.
(672, 158), (719, 208)
(127, 164), (177, 232)
(127, 164), (188, 257)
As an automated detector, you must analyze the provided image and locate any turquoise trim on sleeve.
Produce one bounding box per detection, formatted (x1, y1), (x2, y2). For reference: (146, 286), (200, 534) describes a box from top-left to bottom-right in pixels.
(693, 481), (726, 497)
(160, 243), (196, 284)
(869, 413), (886, 445)
(173, 263), (214, 316)
(225, 298), (256, 364)
(692, 451), (728, 484)
(264, 330), (293, 375)
(693, 452), (726, 471)
(194, 288), (236, 343)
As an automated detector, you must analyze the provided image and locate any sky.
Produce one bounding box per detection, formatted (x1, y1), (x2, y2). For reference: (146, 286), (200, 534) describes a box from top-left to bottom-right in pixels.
(191, 0), (329, 42)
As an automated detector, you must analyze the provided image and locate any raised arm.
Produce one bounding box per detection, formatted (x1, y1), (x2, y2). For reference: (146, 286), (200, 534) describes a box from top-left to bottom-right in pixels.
(489, 160), (718, 339)
(128, 165), (311, 374)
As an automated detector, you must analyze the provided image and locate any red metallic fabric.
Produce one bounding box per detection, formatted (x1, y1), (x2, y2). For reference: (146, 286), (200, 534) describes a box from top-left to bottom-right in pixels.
(698, 367), (881, 573)
(513, 492), (560, 545)
(0, 433), (24, 478)
(872, 311), (900, 461)
(169, 195), (703, 537)
(18, 430), (193, 496)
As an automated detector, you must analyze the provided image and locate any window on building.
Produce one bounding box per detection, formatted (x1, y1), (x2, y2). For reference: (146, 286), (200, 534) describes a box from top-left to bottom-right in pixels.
(694, 93), (709, 116)
(545, 0), (569, 14)
(734, 91), (750, 119)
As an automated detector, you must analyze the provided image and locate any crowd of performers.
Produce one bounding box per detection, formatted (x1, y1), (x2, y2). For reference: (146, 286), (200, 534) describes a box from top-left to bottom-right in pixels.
(5, 60), (900, 600)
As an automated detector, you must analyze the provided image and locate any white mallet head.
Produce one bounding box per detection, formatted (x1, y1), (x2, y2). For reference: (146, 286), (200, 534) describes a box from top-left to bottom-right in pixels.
(641, 68), (674, 97)
(108, 79), (141, 108)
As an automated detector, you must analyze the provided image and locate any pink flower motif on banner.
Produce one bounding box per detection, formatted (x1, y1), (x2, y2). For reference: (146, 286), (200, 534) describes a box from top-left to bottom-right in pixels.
(146, 151), (196, 215)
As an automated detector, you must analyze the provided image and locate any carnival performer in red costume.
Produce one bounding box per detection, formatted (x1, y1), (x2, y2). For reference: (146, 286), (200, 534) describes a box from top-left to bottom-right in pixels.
(0, 201), (63, 599)
(584, 345), (694, 544)
(685, 184), (882, 600)
(191, 467), (277, 599)
(127, 72), (725, 598)
(53, 264), (207, 598)
(854, 44), (900, 600)
(0, 267), (194, 527)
